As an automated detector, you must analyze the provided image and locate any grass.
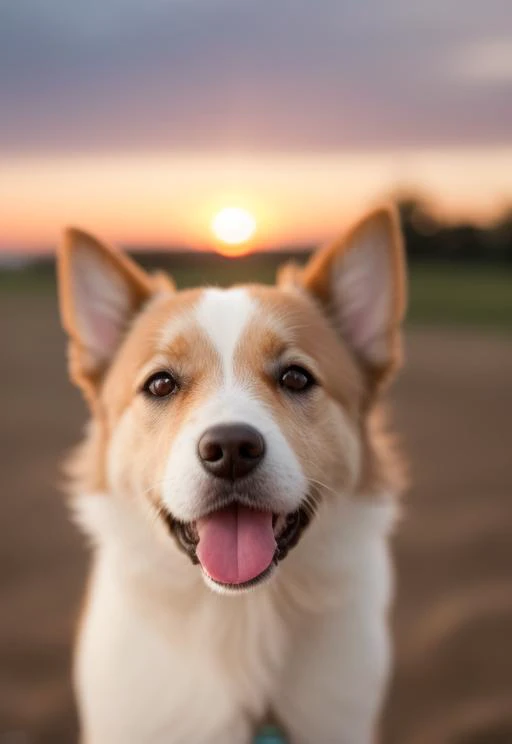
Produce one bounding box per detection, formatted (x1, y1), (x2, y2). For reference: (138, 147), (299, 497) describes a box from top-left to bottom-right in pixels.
(1, 255), (511, 331)
(407, 263), (512, 329)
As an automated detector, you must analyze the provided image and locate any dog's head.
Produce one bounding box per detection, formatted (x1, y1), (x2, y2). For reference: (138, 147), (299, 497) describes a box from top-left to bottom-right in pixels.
(58, 207), (406, 593)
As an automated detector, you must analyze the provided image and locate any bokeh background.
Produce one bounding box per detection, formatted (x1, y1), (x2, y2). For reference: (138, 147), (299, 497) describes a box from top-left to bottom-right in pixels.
(1, 2), (512, 743)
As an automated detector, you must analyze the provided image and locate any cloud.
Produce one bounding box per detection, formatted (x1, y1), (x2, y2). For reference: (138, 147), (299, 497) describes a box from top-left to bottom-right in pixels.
(0, 0), (511, 152)
(450, 38), (512, 83)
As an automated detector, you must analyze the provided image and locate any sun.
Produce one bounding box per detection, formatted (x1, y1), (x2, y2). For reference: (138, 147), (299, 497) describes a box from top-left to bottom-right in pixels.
(211, 207), (256, 256)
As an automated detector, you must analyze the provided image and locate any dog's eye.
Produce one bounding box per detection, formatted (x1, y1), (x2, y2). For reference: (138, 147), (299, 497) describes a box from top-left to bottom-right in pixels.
(279, 365), (316, 393)
(143, 371), (178, 398)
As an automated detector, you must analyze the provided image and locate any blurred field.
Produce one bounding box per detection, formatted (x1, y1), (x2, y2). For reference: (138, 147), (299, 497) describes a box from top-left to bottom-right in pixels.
(407, 265), (512, 329)
(1, 255), (512, 330)
(1, 261), (511, 744)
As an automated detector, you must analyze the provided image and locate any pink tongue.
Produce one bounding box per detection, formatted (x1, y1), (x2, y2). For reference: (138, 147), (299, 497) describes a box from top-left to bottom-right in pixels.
(196, 504), (276, 586)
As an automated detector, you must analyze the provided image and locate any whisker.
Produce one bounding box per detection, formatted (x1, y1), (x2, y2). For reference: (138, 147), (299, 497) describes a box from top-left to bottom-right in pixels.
(140, 478), (169, 497)
(302, 492), (320, 519)
(307, 477), (338, 497)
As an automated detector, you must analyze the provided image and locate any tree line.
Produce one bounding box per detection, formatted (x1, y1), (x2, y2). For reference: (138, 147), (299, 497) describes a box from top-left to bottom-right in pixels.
(398, 197), (512, 264)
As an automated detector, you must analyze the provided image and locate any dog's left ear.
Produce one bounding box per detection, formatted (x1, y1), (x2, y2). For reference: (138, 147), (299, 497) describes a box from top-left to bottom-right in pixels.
(280, 206), (407, 388)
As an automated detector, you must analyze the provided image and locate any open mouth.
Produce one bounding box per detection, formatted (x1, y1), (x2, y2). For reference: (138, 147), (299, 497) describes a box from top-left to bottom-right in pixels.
(162, 502), (312, 591)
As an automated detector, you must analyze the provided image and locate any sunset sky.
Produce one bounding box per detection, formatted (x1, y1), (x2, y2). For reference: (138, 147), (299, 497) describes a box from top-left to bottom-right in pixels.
(1, 0), (512, 251)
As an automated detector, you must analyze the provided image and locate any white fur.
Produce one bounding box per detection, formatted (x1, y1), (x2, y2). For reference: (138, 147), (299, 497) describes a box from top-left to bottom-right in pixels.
(74, 490), (396, 744)
(195, 288), (255, 384)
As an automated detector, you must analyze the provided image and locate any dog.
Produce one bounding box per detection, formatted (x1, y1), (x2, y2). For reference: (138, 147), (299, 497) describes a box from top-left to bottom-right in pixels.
(57, 205), (406, 744)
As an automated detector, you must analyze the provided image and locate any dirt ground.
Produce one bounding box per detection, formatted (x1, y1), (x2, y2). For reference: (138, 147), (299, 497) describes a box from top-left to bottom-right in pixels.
(1, 291), (511, 744)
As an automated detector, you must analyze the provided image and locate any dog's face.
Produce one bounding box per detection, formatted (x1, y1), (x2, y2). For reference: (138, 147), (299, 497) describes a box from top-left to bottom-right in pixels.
(58, 208), (406, 592)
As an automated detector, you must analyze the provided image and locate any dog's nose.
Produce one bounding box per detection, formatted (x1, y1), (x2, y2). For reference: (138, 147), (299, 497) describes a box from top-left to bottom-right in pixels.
(197, 423), (265, 480)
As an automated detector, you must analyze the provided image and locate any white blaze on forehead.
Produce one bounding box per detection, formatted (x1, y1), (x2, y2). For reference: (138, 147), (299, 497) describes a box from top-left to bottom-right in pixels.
(195, 288), (256, 384)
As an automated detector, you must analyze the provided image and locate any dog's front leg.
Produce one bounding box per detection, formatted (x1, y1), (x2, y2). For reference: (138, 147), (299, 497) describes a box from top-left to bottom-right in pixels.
(272, 603), (391, 744)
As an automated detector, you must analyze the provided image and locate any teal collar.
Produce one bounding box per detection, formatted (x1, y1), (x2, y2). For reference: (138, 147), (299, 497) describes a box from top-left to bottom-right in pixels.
(255, 726), (286, 743)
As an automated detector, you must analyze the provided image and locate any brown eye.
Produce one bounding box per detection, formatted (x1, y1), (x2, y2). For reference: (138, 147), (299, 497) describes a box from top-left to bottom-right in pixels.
(279, 365), (316, 393)
(143, 371), (178, 398)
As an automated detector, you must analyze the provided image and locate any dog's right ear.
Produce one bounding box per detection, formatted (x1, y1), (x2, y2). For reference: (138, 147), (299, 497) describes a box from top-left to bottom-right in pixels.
(58, 228), (162, 405)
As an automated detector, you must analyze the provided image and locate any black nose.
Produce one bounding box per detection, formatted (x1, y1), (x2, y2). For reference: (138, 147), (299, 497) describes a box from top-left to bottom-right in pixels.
(197, 423), (265, 480)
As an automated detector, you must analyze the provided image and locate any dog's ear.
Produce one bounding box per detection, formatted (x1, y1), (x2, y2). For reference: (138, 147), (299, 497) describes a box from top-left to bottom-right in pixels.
(58, 228), (162, 405)
(280, 206), (407, 389)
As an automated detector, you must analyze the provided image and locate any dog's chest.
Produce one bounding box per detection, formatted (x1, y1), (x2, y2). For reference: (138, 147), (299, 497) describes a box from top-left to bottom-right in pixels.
(77, 559), (292, 742)
(182, 588), (291, 717)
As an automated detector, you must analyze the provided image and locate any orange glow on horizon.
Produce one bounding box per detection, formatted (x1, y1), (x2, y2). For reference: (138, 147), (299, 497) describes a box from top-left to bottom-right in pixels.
(2, 148), (512, 251)
(211, 240), (255, 258)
